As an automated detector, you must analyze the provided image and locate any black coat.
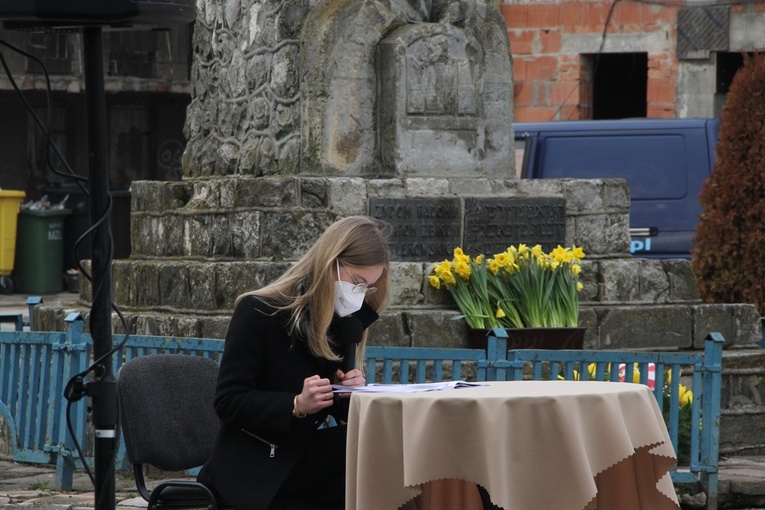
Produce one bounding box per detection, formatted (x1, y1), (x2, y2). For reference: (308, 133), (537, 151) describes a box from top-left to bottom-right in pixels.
(198, 295), (378, 510)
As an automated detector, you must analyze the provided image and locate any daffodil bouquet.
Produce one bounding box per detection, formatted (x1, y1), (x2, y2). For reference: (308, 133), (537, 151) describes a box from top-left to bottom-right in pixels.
(429, 249), (500, 329)
(429, 244), (585, 330)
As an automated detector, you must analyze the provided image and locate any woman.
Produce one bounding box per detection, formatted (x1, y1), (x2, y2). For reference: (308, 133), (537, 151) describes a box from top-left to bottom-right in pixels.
(198, 216), (390, 510)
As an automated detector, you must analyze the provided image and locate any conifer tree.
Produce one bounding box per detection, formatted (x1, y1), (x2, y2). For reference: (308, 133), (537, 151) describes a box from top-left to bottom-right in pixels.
(692, 53), (765, 314)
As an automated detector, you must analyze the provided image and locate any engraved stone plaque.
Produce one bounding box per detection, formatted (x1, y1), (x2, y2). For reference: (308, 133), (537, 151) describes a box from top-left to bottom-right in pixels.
(370, 198), (461, 261)
(464, 197), (566, 256)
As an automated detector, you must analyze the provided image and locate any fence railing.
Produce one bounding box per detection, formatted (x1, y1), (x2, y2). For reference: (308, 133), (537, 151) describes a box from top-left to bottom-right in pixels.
(0, 319), (722, 509)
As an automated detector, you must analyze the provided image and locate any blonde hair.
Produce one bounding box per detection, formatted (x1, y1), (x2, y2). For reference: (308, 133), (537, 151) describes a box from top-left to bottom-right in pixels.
(237, 215), (390, 363)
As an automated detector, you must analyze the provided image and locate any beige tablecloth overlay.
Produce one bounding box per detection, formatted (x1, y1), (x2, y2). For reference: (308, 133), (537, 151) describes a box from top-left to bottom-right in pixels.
(346, 381), (679, 510)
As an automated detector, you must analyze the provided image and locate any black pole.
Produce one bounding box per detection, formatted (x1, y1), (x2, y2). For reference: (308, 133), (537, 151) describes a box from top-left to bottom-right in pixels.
(82, 26), (117, 510)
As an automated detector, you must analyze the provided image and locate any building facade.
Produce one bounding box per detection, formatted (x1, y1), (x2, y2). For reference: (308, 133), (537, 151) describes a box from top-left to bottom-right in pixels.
(502, 0), (765, 121)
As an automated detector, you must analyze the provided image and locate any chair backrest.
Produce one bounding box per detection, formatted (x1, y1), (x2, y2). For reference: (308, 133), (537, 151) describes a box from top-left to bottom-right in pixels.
(117, 354), (220, 472)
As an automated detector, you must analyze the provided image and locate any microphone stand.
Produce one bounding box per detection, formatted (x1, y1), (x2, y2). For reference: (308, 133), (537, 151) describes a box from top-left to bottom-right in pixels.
(83, 25), (117, 510)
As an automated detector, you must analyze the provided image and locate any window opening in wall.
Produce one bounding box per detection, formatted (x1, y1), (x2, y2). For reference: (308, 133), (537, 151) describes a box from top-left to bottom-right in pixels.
(716, 51), (754, 93)
(589, 52), (647, 119)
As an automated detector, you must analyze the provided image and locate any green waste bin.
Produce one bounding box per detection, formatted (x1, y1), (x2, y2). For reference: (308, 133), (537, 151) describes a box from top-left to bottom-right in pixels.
(14, 208), (72, 294)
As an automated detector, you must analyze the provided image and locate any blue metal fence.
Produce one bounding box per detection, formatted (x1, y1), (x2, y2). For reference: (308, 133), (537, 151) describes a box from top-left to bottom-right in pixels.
(0, 319), (722, 508)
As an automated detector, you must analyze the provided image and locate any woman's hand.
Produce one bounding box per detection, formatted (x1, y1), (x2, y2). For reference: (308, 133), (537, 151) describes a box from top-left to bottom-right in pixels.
(333, 368), (366, 398)
(295, 375), (335, 415)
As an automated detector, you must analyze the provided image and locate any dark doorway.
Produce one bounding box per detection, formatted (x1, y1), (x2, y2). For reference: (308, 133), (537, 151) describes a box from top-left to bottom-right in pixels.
(591, 52), (647, 119)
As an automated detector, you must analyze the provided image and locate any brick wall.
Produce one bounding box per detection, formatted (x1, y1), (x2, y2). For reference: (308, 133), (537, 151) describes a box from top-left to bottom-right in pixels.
(502, 0), (680, 121)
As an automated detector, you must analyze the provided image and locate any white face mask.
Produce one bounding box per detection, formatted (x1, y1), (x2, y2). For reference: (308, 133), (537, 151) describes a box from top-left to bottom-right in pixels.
(334, 260), (366, 317)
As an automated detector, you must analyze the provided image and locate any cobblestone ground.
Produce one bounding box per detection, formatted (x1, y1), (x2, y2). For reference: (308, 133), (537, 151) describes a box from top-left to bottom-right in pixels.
(2, 457), (765, 509)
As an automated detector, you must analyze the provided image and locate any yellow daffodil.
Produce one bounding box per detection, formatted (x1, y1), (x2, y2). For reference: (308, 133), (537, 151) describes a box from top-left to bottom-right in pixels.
(491, 252), (507, 266)
(678, 384), (693, 407)
(428, 275), (441, 289)
(454, 261), (471, 280)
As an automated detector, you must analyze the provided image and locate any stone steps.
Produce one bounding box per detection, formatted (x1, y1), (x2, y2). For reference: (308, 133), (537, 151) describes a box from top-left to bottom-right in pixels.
(720, 350), (765, 458)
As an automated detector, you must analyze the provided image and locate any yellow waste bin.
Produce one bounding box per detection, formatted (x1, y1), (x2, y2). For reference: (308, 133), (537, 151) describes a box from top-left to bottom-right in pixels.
(0, 190), (26, 293)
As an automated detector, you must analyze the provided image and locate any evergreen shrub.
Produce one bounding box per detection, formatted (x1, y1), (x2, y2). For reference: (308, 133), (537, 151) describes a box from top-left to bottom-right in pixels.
(692, 53), (765, 314)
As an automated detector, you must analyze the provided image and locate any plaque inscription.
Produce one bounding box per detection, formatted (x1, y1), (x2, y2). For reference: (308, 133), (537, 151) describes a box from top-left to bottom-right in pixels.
(369, 198), (461, 261)
(464, 197), (566, 256)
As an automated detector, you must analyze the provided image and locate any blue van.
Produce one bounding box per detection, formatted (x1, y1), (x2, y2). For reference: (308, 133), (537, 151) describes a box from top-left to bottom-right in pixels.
(514, 118), (720, 259)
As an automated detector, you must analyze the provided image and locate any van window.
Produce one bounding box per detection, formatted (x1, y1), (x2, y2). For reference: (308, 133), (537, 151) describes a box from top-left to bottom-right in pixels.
(539, 135), (688, 200)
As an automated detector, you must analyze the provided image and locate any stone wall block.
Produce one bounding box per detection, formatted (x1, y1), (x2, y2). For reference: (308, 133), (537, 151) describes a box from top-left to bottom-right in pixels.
(271, 45), (299, 102)
(733, 305), (762, 347)
(692, 304), (762, 349)
(328, 179), (367, 216)
(367, 179), (406, 199)
(300, 178), (329, 208)
(220, 179), (237, 208)
(564, 179), (604, 213)
(487, 179), (518, 195)
(720, 412), (765, 457)
(143, 215), (165, 257)
(516, 179), (563, 196)
(134, 261), (161, 307)
(188, 180), (222, 209)
(664, 259), (701, 301)
(188, 264), (217, 310)
(575, 213), (630, 256)
(161, 214), (185, 257)
(159, 262), (190, 309)
(598, 306), (693, 349)
(111, 261), (133, 307)
(578, 308), (598, 349)
(132, 181), (192, 212)
(405, 178), (450, 196)
(210, 214), (233, 257)
(130, 181), (154, 212)
(602, 179), (630, 209)
(261, 212), (334, 260)
(405, 311), (470, 348)
(279, 138), (301, 175)
(719, 351), (765, 409)
(578, 260), (600, 303)
(367, 313), (410, 348)
(228, 49), (247, 97)
(215, 142), (240, 175)
(230, 211), (261, 259)
(692, 304), (736, 349)
(236, 177), (298, 208)
(135, 314), (177, 336)
(599, 260), (641, 302)
(449, 178), (495, 196)
(185, 214), (213, 257)
(388, 262), (426, 307)
(564, 216), (577, 247)
(214, 261), (291, 309)
(199, 319), (230, 341)
(176, 316), (204, 338)
(640, 260), (670, 303)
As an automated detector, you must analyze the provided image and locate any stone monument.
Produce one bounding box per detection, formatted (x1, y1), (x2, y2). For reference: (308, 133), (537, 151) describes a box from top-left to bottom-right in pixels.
(39, 0), (760, 356)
